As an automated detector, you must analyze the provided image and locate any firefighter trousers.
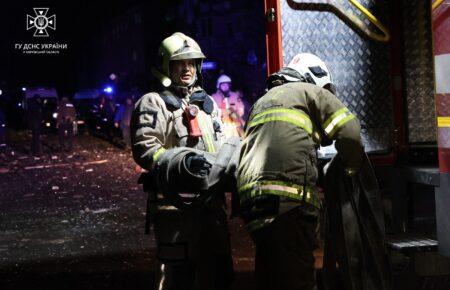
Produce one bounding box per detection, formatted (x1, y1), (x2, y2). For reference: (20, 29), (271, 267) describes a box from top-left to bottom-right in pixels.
(153, 205), (234, 290)
(252, 204), (320, 290)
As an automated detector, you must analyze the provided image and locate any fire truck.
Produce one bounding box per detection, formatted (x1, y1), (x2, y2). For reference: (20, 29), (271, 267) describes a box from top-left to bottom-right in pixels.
(263, 0), (450, 288)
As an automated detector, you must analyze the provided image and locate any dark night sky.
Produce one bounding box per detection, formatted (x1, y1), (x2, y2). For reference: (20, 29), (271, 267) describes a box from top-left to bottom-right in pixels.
(1, 0), (149, 94)
(1, 1), (267, 98)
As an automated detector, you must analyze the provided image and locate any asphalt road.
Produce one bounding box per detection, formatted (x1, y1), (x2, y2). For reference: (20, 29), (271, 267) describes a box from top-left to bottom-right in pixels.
(0, 132), (255, 290)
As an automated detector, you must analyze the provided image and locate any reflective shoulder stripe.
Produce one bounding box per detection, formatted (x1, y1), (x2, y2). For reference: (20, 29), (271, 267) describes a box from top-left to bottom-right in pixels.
(248, 108), (313, 134)
(153, 147), (166, 162)
(322, 107), (356, 138)
(197, 112), (216, 153)
(238, 180), (320, 208)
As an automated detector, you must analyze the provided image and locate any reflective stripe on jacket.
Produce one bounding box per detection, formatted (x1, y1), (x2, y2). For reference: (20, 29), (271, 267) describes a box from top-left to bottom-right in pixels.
(131, 87), (225, 172)
(238, 81), (363, 209)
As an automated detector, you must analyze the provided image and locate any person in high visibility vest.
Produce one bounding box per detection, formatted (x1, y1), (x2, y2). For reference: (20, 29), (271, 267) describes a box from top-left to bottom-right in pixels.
(211, 74), (246, 138)
(237, 53), (364, 290)
(130, 32), (233, 290)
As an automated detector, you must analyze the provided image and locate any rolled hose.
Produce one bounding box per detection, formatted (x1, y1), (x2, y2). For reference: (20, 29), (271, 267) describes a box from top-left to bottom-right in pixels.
(155, 137), (241, 209)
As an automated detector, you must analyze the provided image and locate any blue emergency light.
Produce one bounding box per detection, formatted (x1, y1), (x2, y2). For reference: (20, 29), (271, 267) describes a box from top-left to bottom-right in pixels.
(103, 86), (114, 94)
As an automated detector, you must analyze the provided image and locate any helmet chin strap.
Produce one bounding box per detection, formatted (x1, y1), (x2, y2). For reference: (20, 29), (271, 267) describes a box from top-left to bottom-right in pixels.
(172, 74), (197, 89)
(171, 74), (198, 96)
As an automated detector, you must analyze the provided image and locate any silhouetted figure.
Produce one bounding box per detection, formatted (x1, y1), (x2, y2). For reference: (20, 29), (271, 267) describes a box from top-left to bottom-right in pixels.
(57, 96), (76, 152)
(0, 107), (6, 146)
(28, 94), (43, 156)
(114, 97), (133, 147)
(97, 95), (116, 141)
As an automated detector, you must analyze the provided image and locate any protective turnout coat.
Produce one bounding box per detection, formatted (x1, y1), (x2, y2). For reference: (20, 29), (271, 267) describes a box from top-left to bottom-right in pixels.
(131, 86), (234, 290)
(211, 90), (246, 138)
(238, 81), (364, 230)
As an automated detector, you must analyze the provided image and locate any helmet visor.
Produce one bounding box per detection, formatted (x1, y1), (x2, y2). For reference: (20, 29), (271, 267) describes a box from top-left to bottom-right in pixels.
(170, 46), (205, 61)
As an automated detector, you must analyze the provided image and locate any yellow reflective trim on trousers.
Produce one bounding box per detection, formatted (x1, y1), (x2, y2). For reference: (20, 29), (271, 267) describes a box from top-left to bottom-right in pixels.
(438, 117), (450, 127)
(248, 109), (313, 134)
(153, 147), (166, 162)
(197, 113), (216, 153)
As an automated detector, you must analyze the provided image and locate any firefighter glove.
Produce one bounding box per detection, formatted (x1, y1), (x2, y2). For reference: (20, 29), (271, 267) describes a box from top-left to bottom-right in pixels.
(184, 154), (212, 176)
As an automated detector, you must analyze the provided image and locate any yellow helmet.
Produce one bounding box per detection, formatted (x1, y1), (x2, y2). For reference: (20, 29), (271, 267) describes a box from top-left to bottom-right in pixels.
(153, 32), (206, 87)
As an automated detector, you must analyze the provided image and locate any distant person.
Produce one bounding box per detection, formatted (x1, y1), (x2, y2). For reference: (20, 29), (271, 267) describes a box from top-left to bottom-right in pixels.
(211, 74), (246, 138)
(98, 95), (116, 140)
(57, 96), (76, 152)
(0, 107), (6, 146)
(98, 95), (116, 118)
(114, 97), (133, 147)
(27, 94), (43, 156)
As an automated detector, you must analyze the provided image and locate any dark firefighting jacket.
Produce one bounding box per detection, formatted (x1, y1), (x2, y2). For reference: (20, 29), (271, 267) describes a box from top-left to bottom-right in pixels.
(237, 81), (364, 230)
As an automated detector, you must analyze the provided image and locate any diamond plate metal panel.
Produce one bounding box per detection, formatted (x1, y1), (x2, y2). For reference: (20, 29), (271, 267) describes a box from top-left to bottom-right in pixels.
(403, 0), (436, 143)
(280, 0), (393, 152)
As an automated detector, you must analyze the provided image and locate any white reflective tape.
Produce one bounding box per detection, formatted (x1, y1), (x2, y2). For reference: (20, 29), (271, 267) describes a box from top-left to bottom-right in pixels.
(259, 184), (299, 194)
(435, 54), (450, 94)
(158, 205), (178, 211)
(324, 112), (349, 134)
(197, 111), (215, 152)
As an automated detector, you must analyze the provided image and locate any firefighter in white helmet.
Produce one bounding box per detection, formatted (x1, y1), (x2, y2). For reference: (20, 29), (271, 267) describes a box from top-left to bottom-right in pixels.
(131, 32), (233, 290)
(238, 53), (364, 290)
(212, 74), (246, 138)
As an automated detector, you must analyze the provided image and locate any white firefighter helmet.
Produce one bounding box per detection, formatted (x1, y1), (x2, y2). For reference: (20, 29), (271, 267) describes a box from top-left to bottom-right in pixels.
(286, 53), (334, 92)
(153, 32), (206, 87)
(216, 74), (232, 89)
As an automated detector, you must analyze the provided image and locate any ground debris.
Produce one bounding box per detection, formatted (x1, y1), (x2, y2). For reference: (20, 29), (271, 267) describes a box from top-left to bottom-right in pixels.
(0, 134), (256, 288)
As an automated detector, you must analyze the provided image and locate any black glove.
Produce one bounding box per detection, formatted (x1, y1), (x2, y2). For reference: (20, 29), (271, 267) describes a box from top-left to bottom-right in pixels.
(184, 154), (212, 176)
